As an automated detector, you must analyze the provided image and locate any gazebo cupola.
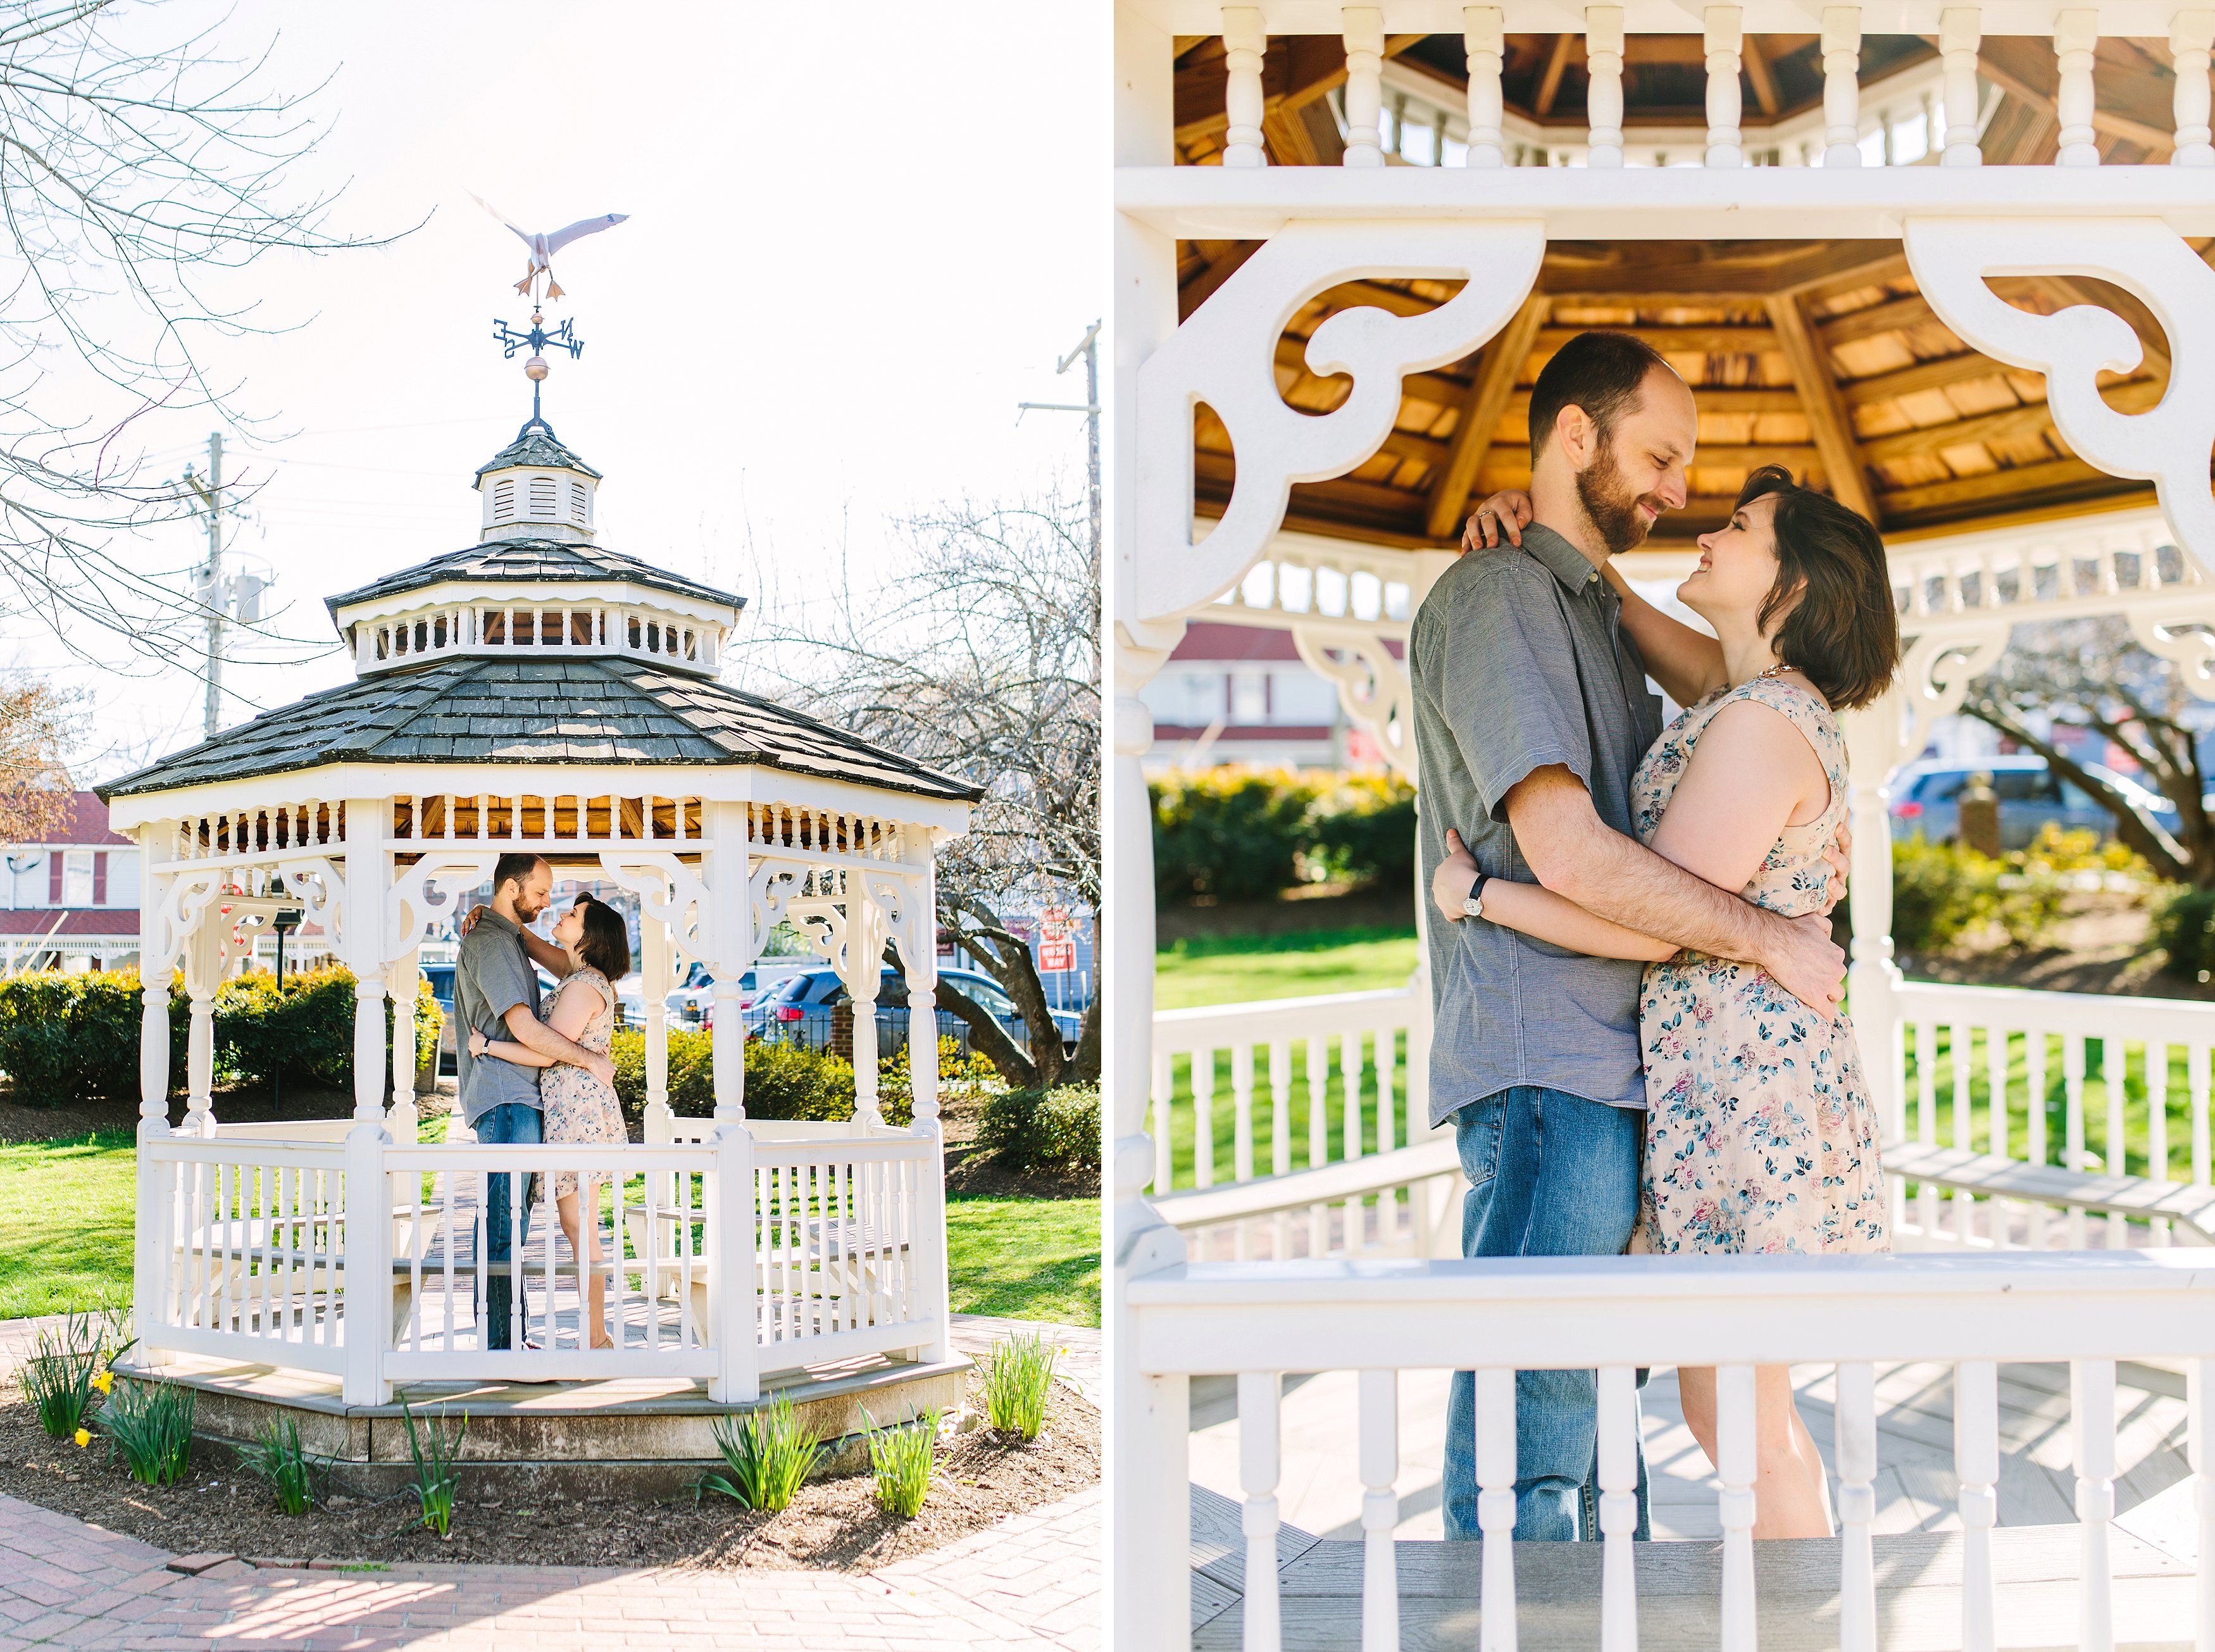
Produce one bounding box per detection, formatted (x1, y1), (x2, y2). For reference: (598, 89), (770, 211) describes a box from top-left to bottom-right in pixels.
(326, 418), (737, 677)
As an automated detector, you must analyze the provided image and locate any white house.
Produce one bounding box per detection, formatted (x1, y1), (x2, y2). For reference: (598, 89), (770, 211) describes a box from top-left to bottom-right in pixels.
(0, 791), (141, 973)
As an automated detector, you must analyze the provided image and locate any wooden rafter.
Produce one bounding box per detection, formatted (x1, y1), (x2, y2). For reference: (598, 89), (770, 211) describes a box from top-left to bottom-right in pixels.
(1839, 349), (2030, 407)
(1881, 458), (2117, 517)
(1970, 37), (2177, 157)
(1858, 378), (2164, 465)
(1537, 323), (1776, 354)
(1179, 241), (1262, 322)
(1818, 294), (1948, 348)
(1424, 296), (1550, 539)
(1742, 36), (1781, 117)
(1533, 34), (1575, 118)
(1764, 292), (1878, 522)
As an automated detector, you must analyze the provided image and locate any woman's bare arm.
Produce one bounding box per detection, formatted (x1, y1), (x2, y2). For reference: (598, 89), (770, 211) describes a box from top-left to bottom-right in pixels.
(1647, 698), (1830, 889)
(546, 975), (609, 1042)
(1432, 828), (1675, 961)
(470, 1030), (556, 1068)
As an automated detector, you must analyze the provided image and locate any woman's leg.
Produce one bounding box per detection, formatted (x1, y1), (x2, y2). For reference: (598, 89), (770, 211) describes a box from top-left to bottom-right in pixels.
(1675, 1365), (1832, 1538)
(554, 1189), (613, 1349)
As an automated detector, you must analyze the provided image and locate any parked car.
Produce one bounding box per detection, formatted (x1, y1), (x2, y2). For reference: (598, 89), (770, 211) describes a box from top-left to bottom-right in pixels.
(664, 960), (813, 1028)
(744, 965), (1083, 1056)
(1890, 755), (2176, 849)
(422, 962), (458, 1075)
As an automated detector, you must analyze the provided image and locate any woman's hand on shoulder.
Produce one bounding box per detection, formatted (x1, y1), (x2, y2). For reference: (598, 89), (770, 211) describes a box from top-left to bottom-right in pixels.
(1463, 491), (1532, 552)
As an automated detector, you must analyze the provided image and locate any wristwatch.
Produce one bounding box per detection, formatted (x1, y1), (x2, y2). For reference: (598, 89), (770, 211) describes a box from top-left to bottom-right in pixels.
(1461, 872), (1491, 920)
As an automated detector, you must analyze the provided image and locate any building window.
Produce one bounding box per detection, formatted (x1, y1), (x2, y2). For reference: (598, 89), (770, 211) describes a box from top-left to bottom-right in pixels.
(1231, 670), (1269, 725)
(63, 850), (92, 906)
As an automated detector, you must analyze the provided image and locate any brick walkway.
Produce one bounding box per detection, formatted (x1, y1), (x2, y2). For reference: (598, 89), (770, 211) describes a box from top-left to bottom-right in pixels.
(0, 1486), (1098, 1650)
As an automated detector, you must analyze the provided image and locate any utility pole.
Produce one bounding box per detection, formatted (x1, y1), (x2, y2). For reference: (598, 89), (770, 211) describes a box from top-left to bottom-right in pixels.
(1017, 320), (1101, 566)
(182, 432), (226, 740)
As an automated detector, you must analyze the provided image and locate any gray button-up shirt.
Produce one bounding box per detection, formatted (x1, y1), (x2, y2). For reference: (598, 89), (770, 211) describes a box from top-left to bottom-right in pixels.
(1411, 522), (1666, 1127)
(454, 907), (544, 1125)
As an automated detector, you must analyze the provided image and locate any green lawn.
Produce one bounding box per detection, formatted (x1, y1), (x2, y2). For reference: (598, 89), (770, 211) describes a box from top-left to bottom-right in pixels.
(1155, 926), (1421, 1010)
(0, 1119), (1097, 1329)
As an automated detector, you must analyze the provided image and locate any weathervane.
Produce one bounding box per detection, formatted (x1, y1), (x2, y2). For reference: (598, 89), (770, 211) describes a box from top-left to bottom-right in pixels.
(490, 308), (585, 433)
(469, 191), (630, 434)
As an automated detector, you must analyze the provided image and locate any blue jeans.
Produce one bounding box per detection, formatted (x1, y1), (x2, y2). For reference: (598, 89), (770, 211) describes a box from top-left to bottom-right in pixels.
(476, 1101), (541, 1351)
(1441, 1086), (1650, 1542)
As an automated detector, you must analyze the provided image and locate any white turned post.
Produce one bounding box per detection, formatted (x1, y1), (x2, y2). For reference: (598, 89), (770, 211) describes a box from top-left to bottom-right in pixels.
(2075, 1358), (2118, 1652)
(1464, 8), (1504, 166)
(1597, 1365), (1638, 1652)
(1240, 1371), (1283, 1652)
(2176, 9), (2215, 165)
(1822, 6), (1862, 165)
(1476, 1367), (1517, 1652)
(1837, 1362), (1878, 1652)
(387, 951), (418, 1141)
(1705, 6), (1745, 168)
(1358, 1368), (1399, 1652)
(1940, 8), (1983, 164)
(1718, 1363), (1758, 1652)
(134, 834), (176, 1360)
(346, 801), (390, 1127)
(1222, 6), (1268, 168)
(708, 801), (751, 1124)
(642, 915), (673, 1143)
(1342, 8), (1387, 167)
(1843, 702), (1907, 1148)
(850, 936), (883, 1132)
(2190, 1359), (2215, 1651)
(709, 1115), (758, 1403)
(1586, 8), (1625, 168)
(2056, 9), (2101, 165)
(1957, 1361), (1999, 1652)
(904, 868), (940, 1135)
(184, 922), (216, 1139)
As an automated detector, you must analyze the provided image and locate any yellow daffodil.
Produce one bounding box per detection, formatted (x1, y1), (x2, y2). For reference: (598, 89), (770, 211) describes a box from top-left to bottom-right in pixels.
(92, 1371), (113, 1395)
(72, 1428), (89, 1448)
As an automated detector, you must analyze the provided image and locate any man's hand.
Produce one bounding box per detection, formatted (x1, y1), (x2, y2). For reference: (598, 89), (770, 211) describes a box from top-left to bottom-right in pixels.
(1462, 489), (1535, 553)
(1760, 911), (1847, 1017)
(1432, 828), (1481, 923)
(1819, 818), (1854, 915)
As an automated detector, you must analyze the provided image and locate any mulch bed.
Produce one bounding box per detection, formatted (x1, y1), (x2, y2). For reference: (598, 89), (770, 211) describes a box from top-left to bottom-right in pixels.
(0, 1377), (1097, 1573)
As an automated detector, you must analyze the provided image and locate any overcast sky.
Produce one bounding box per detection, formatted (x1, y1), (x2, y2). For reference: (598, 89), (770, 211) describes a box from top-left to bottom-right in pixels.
(27, 1), (1103, 780)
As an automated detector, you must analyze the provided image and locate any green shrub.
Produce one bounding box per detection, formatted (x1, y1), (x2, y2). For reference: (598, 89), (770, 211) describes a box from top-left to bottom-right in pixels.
(980, 1333), (1059, 1441)
(977, 1084), (1101, 1173)
(1151, 768), (1319, 903)
(699, 1391), (823, 1511)
(2157, 885), (2215, 980)
(1306, 772), (1419, 894)
(1892, 835), (2065, 954)
(100, 1379), (196, 1486)
(864, 1406), (939, 1518)
(608, 1032), (996, 1128)
(0, 965), (439, 1108)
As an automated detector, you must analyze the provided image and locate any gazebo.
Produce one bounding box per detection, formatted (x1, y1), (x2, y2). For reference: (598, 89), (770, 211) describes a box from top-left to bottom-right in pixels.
(96, 412), (979, 1438)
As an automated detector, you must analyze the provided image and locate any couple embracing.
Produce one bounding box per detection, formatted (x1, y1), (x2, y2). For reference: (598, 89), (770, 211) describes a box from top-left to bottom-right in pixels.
(1415, 330), (1900, 1543)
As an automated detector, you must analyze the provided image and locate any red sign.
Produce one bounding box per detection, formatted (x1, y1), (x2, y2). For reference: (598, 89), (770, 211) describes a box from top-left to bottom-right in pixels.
(1040, 937), (1076, 972)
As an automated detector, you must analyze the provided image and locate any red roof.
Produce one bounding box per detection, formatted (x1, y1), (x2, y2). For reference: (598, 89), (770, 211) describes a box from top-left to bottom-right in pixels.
(0, 910), (138, 936)
(1169, 622), (1404, 663)
(23, 793), (130, 848)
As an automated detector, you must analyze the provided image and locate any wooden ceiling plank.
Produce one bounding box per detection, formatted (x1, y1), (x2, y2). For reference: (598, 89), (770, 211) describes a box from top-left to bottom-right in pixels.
(1969, 39), (2176, 157)
(1818, 293), (1947, 349)
(1878, 457), (2119, 516)
(1764, 291), (1879, 522)
(1838, 349), (2028, 407)
(1857, 377), (2166, 464)
(1424, 295), (1552, 539)
(1537, 323), (1778, 354)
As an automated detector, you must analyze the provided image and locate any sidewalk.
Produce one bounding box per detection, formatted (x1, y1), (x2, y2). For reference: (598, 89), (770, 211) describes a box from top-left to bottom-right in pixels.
(0, 1486), (1099, 1651)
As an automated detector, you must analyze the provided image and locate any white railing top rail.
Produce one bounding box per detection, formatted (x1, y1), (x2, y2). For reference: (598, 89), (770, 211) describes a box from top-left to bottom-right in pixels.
(754, 1135), (934, 1168)
(1893, 978), (2215, 1041)
(142, 1137), (345, 1168)
(382, 1142), (712, 1171)
(1151, 1137), (1459, 1227)
(1128, 1251), (2215, 1370)
(1155, 982), (1421, 1043)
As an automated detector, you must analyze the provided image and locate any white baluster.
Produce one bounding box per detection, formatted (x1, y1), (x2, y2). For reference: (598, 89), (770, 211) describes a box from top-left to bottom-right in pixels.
(1704, 6), (1744, 168)
(2194, 1042), (2211, 1187)
(2073, 1358), (2117, 1652)
(2174, 9), (2215, 165)
(2029, 1032), (2051, 1247)
(1957, 1360), (1999, 1652)
(1940, 8), (1983, 165)
(1585, 8), (1625, 168)
(1308, 1034), (1330, 1255)
(2055, 9), (2101, 166)
(1476, 1367), (1517, 1652)
(1597, 1365), (1638, 1652)
(1464, 7), (1505, 166)
(1918, 1020), (1938, 1239)
(1195, 1048), (1216, 1189)
(2066, 1035), (2089, 1248)
(1240, 1371), (1283, 1652)
(1344, 1030), (1366, 1163)
(1837, 1363), (1878, 1652)
(1270, 1037), (1292, 1178)
(2189, 1358), (2215, 1650)
(2106, 1039), (2127, 1247)
(1987, 1027), (2009, 1167)
(1718, 1363), (1758, 1652)
(2152, 1042), (2172, 1246)
(1359, 1368), (1399, 1652)
(1233, 1042), (1256, 1184)
(1222, 7), (1268, 168)
(1342, 8), (1387, 167)
(1152, 1051), (1173, 1194)
(1954, 1025), (1975, 1244)
(1825, 6), (1861, 163)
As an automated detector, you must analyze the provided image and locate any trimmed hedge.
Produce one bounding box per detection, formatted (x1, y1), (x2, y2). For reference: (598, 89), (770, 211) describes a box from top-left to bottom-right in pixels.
(1151, 766), (1418, 905)
(606, 1030), (997, 1130)
(0, 967), (441, 1108)
(976, 1084), (1101, 1173)
(2157, 884), (2215, 980)
(1891, 836), (2066, 954)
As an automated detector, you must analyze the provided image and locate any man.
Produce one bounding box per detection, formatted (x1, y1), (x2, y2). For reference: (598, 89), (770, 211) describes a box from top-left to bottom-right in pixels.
(453, 853), (617, 1351)
(1411, 330), (1848, 1541)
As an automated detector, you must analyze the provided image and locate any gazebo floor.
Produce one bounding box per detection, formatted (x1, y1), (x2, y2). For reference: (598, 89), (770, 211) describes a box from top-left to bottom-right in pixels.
(117, 1344), (970, 1499)
(1189, 1485), (2200, 1651)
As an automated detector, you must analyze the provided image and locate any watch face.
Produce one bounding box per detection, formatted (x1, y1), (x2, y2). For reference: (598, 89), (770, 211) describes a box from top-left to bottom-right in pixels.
(1462, 896), (1483, 918)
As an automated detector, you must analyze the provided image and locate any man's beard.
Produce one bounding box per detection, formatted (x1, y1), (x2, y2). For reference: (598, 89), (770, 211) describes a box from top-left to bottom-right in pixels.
(1574, 442), (1664, 557)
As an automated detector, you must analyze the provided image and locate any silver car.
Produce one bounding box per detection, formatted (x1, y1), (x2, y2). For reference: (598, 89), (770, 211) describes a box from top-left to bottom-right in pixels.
(1890, 756), (2175, 849)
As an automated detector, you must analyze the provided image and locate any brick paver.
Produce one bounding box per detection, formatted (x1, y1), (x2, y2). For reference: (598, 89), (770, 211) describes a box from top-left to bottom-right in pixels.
(0, 1489), (1099, 1650)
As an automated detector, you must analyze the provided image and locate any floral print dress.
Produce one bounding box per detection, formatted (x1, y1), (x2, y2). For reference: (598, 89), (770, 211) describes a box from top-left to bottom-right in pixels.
(537, 968), (625, 1202)
(1632, 674), (1889, 1255)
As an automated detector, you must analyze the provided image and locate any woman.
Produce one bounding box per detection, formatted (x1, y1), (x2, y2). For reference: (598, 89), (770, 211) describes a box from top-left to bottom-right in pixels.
(468, 893), (631, 1351)
(1449, 464), (1899, 1538)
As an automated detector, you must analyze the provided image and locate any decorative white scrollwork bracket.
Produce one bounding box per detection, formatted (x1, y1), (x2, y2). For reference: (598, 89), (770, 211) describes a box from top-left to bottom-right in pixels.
(387, 853), (499, 966)
(147, 867), (228, 982)
(599, 851), (714, 967)
(1134, 220), (1546, 625)
(1292, 628), (1416, 778)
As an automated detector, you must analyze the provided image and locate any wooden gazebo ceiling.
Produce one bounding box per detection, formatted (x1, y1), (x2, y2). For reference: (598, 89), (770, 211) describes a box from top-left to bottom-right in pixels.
(1173, 33), (2186, 164)
(1185, 238), (2212, 548)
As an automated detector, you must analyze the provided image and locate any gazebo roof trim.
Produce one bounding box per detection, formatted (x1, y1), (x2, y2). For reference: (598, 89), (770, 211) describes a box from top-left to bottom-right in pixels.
(95, 655), (981, 805)
(323, 541), (745, 621)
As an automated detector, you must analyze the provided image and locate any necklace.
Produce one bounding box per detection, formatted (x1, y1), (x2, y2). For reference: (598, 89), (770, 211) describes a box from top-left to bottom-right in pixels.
(1750, 662), (1793, 682)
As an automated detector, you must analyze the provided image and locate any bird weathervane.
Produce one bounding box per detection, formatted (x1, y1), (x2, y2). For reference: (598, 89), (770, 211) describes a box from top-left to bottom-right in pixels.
(469, 191), (629, 434)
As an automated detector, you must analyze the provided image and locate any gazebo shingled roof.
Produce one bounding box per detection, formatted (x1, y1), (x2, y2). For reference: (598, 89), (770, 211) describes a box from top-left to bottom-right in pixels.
(323, 541), (744, 622)
(97, 656), (978, 803)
